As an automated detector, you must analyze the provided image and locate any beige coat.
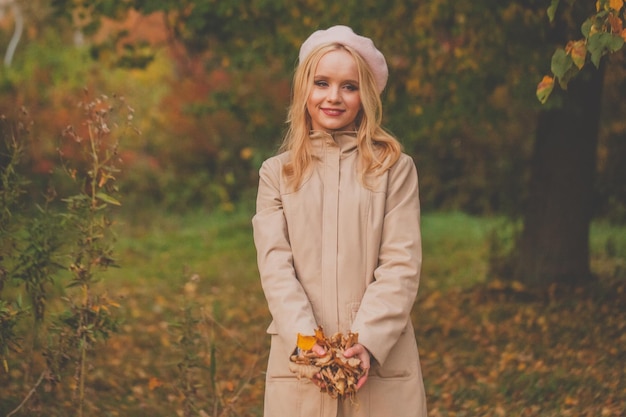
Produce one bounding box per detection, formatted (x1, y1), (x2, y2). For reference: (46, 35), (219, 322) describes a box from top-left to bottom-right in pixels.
(253, 131), (427, 417)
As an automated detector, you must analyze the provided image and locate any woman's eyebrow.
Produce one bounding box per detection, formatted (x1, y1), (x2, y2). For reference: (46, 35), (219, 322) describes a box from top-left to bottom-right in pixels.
(313, 75), (359, 84)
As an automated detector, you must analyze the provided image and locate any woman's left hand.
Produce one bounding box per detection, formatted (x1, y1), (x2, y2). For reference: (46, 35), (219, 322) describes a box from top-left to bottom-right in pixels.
(343, 343), (371, 390)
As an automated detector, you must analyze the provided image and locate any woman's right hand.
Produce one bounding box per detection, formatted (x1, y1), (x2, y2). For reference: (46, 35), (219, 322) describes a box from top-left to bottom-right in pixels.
(310, 343), (327, 388)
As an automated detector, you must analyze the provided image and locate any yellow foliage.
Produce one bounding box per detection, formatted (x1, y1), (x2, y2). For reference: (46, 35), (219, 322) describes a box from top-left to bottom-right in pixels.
(406, 78), (421, 94)
(239, 147), (253, 160)
(566, 40), (587, 69)
(297, 333), (317, 350)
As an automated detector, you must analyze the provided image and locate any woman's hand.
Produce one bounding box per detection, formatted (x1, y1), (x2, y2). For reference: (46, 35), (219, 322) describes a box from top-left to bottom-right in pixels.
(310, 343), (327, 388)
(343, 343), (371, 390)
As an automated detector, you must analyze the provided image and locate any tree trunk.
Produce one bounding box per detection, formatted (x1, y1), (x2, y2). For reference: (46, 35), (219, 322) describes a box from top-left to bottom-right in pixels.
(516, 65), (605, 285)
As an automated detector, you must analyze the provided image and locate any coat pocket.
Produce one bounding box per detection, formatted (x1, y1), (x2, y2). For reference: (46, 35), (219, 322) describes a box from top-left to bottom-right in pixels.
(266, 324), (297, 379)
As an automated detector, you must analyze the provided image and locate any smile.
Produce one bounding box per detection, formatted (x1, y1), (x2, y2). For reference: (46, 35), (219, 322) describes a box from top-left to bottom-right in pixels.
(321, 108), (345, 116)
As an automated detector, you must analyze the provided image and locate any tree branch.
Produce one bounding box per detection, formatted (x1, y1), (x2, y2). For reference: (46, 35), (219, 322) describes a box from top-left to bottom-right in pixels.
(4, 1), (24, 67)
(6, 370), (47, 417)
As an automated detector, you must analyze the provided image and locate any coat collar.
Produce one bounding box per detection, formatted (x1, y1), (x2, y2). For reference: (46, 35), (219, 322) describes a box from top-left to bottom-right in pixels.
(309, 130), (358, 157)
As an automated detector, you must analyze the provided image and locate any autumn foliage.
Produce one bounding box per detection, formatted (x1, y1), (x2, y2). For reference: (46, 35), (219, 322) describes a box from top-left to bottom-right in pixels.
(537, 0), (626, 102)
(290, 327), (364, 401)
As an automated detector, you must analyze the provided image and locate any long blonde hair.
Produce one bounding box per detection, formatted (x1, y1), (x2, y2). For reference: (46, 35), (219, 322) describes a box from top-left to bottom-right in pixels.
(279, 43), (402, 190)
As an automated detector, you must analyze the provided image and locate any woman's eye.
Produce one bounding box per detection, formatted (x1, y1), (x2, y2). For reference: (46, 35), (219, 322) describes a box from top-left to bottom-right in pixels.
(344, 84), (358, 91)
(314, 80), (328, 87)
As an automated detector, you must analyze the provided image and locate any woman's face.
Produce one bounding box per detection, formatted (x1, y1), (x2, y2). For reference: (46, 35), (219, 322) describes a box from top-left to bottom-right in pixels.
(306, 49), (362, 133)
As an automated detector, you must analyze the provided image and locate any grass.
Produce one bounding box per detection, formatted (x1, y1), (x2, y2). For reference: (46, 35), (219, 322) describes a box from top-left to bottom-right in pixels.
(420, 211), (498, 290)
(1, 207), (625, 416)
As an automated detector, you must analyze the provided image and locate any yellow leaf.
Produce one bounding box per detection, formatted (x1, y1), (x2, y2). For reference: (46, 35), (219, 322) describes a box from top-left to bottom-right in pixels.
(536, 75), (555, 104)
(566, 40), (587, 69)
(297, 333), (317, 351)
(610, 0), (624, 11)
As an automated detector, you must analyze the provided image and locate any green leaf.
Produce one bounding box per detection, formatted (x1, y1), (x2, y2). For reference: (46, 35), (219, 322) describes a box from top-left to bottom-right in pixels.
(550, 48), (573, 79)
(587, 32), (618, 67)
(95, 192), (121, 206)
(609, 35), (625, 52)
(581, 18), (593, 38)
(547, 0), (560, 22)
(586, 33), (624, 67)
(558, 63), (580, 90)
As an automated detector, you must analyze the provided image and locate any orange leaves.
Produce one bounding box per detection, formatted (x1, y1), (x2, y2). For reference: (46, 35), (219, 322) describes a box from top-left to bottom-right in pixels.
(539, 0), (625, 103)
(148, 376), (163, 391)
(90, 296), (120, 314)
(565, 40), (587, 69)
(597, 0), (625, 11)
(611, 0), (625, 10)
(416, 275), (626, 416)
(296, 326), (327, 350)
(290, 327), (364, 400)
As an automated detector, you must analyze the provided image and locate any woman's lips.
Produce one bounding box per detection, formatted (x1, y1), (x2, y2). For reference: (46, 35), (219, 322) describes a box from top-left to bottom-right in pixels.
(321, 108), (345, 116)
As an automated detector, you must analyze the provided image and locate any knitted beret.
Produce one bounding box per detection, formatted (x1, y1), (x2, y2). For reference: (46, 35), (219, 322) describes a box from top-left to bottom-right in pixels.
(298, 25), (389, 93)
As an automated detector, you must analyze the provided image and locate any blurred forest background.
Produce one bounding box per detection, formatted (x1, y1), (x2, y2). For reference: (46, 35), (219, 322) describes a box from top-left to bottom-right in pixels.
(1, 0), (625, 416)
(1, 0), (624, 218)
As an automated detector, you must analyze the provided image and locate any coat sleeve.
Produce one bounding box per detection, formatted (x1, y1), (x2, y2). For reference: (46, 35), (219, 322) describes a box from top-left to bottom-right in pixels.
(252, 158), (318, 349)
(351, 154), (422, 366)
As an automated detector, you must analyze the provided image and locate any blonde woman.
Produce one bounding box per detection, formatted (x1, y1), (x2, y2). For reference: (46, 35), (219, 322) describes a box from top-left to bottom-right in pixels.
(253, 25), (427, 417)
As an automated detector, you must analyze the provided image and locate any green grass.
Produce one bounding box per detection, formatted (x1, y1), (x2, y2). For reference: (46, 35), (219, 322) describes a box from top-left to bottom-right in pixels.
(421, 211), (499, 289)
(590, 220), (626, 279)
(115, 204), (259, 289)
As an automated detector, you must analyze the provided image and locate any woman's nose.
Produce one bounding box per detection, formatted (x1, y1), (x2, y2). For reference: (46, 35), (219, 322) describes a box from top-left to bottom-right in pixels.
(326, 86), (340, 102)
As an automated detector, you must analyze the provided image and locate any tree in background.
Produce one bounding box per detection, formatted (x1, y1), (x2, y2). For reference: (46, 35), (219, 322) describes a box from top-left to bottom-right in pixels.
(516, 0), (626, 285)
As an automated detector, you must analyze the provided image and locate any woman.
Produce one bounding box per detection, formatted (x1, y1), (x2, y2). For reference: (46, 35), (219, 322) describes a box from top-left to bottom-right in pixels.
(252, 25), (427, 417)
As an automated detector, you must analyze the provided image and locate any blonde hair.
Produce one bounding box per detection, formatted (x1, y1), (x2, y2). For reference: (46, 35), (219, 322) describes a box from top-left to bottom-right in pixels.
(279, 43), (402, 190)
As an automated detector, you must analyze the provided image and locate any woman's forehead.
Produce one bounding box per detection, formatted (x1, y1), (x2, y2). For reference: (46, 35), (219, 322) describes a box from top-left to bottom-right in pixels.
(313, 49), (358, 78)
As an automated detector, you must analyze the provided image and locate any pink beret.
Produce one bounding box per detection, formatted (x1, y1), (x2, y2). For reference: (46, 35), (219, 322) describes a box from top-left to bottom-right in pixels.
(299, 25), (389, 93)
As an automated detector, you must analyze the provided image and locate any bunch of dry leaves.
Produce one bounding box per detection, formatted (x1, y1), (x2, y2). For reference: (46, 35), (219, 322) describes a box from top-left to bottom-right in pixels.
(288, 327), (365, 400)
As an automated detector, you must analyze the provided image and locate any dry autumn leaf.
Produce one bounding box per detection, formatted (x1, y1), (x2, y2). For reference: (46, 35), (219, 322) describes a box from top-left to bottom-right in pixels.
(290, 327), (365, 401)
(297, 333), (317, 351)
(148, 377), (163, 391)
